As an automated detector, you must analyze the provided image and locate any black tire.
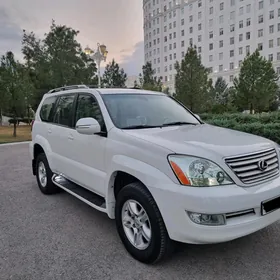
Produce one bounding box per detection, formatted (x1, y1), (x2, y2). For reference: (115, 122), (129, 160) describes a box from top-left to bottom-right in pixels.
(35, 153), (59, 195)
(115, 182), (174, 264)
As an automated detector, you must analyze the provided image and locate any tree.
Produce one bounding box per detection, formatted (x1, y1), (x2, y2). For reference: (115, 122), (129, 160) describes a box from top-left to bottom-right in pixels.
(0, 65), (7, 125)
(102, 59), (127, 88)
(132, 79), (140, 89)
(0, 51), (34, 136)
(175, 45), (212, 112)
(22, 20), (97, 109)
(163, 86), (171, 96)
(213, 77), (228, 103)
(269, 88), (280, 111)
(138, 62), (162, 91)
(234, 49), (279, 113)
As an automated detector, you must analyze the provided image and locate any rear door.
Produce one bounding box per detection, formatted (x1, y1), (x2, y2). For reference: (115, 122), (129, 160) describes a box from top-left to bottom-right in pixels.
(35, 95), (58, 171)
(50, 93), (77, 177)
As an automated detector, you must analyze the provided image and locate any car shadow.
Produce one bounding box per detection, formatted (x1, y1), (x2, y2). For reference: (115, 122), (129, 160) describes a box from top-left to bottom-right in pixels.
(47, 188), (280, 279)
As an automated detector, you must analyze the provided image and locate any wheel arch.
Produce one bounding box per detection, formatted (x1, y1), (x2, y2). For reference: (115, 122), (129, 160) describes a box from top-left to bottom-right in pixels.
(32, 143), (45, 175)
(106, 170), (146, 219)
(105, 155), (171, 219)
(32, 136), (53, 175)
(34, 143), (45, 158)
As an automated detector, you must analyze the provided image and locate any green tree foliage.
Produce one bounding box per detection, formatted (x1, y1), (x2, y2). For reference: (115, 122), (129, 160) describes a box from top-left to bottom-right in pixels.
(209, 77), (237, 113)
(102, 59), (127, 88)
(132, 80), (140, 89)
(0, 51), (34, 136)
(0, 63), (7, 123)
(234, 49), (279, 113)
(175, 45), (212, 112)
(269, 88), (280, 111)
(138, 62), (162, 91)
(162, 86), (171, 96)
(213, 77), (228, 103)
(22, 20), (97, 109)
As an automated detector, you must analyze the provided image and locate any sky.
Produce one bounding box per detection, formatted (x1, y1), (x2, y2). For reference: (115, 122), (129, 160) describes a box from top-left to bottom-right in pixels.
(0, 0), (144, 76)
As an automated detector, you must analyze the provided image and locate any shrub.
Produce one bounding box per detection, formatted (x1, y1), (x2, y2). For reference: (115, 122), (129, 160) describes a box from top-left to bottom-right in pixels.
(8, 119), (19, 125)
(200, 112), (280, 144)
(8, 118), (32, 125)
(200, 112), (280, 124)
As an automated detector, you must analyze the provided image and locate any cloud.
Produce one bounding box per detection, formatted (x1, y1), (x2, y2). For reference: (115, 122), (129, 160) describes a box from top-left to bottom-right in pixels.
(120, 47), (134, 54)
(100, 42), (144, 76)
(0, 0), (144, 75)
(119, 41), (144, 76)
(0, 7), (23, 58)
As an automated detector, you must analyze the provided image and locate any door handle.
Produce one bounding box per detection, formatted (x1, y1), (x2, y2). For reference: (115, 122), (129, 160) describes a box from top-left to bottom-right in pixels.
(68, 134), (74, 140)
(48, 128), (52, 134)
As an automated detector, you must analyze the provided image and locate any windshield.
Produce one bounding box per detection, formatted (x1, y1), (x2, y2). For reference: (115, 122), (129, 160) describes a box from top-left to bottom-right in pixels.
(101, 93), (200, 129)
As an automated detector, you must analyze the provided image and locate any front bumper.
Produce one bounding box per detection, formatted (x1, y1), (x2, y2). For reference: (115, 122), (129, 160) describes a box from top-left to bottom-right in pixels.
(149, 176), (280, 244)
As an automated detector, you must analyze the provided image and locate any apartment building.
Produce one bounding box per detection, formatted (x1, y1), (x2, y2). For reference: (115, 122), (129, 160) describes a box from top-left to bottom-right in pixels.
(143, 0), (280, 93)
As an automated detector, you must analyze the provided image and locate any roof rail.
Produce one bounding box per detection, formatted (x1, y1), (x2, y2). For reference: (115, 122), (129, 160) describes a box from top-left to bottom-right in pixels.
(48, 85), (89, 93)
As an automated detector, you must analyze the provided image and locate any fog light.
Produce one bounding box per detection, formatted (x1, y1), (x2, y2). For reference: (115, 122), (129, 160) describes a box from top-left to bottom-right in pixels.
(187, 212), (226, 226)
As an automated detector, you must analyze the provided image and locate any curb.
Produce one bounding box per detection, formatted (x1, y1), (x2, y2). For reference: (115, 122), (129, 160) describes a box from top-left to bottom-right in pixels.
(0, 141), (31, 147)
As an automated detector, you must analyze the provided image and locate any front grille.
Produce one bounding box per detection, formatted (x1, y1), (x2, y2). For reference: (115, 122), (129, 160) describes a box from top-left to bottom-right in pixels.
(225, 148), (279, 185)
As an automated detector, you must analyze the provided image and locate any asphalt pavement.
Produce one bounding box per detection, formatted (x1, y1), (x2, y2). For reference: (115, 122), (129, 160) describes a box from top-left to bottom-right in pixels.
(1, 143), (280, 280)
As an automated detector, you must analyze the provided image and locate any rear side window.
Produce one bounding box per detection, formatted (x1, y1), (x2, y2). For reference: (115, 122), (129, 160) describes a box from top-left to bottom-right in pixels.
(40, 96), (57, 122)
(53, 94), (75, 127)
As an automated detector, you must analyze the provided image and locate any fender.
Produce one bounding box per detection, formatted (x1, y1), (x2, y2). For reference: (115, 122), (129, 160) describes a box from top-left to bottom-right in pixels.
(33, 135), (55, 171)
(105, 155), (173, 219)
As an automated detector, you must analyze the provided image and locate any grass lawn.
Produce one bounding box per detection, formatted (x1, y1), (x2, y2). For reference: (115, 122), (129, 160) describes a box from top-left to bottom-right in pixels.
(0, 125), (32, 144)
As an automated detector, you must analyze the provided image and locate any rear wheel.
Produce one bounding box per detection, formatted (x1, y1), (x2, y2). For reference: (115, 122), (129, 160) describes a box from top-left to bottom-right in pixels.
(35, 153), (59, 195)
(115, 182), (173, 264)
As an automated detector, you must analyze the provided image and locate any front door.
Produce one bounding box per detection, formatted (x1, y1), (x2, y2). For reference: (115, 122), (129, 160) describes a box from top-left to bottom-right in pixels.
(66, 93), (107, 197)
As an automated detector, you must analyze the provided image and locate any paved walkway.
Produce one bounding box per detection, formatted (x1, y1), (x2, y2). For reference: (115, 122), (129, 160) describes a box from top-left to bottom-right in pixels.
(0, 143), (279, 280)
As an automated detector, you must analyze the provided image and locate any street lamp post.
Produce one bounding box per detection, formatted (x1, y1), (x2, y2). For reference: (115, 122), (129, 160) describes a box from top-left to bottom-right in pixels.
(85, 43), (108, 88)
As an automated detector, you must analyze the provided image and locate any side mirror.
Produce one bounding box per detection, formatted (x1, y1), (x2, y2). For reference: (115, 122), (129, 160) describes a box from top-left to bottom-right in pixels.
(194, 114), (201, 121)
(76, 117), (101, 135)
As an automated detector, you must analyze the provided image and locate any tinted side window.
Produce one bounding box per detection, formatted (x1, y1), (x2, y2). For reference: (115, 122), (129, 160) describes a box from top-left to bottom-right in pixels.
(40, 96), (57, 122)
(75, 95), (105, 131)
(53, 95), (75, 127)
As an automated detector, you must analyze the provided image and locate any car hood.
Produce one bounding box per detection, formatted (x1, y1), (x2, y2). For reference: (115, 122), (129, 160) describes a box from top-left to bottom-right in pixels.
(123, 124), (276, 158)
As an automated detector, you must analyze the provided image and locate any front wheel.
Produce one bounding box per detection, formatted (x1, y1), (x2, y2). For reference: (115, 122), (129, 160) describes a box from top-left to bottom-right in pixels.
(115, 182), (173, 264)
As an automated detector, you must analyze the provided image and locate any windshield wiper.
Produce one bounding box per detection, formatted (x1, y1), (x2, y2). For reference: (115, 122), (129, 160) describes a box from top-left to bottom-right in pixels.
(122, 125), (162, 130)
(162, 121), (198, 127)
(122, 122), (198, 129)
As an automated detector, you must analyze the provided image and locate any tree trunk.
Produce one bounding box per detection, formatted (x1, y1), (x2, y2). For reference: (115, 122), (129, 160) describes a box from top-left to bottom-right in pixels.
(27, 106), (30, 125)
(13, 112), (17, 137)
(250, 103), (253, 114)
(13, 122), (17, 137)
(0, 108), (2, 126)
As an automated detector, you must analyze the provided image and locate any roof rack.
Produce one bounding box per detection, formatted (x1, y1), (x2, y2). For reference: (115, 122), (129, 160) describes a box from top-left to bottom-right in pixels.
(48, 85), (89, 93)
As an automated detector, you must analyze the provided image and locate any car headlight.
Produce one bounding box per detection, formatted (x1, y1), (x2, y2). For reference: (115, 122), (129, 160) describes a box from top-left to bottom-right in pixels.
(168, 155), (233, 187)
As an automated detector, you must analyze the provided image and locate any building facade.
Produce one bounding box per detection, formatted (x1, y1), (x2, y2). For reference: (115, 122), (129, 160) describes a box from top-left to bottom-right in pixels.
(143, 0), (280, 94)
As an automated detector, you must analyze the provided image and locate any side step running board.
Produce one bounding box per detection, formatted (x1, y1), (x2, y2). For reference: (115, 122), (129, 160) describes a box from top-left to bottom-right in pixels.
(52, 174), (107, 213)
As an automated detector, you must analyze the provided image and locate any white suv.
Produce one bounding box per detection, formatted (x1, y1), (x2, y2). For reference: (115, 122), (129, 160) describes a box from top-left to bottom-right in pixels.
(30, 85), (280, 264)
